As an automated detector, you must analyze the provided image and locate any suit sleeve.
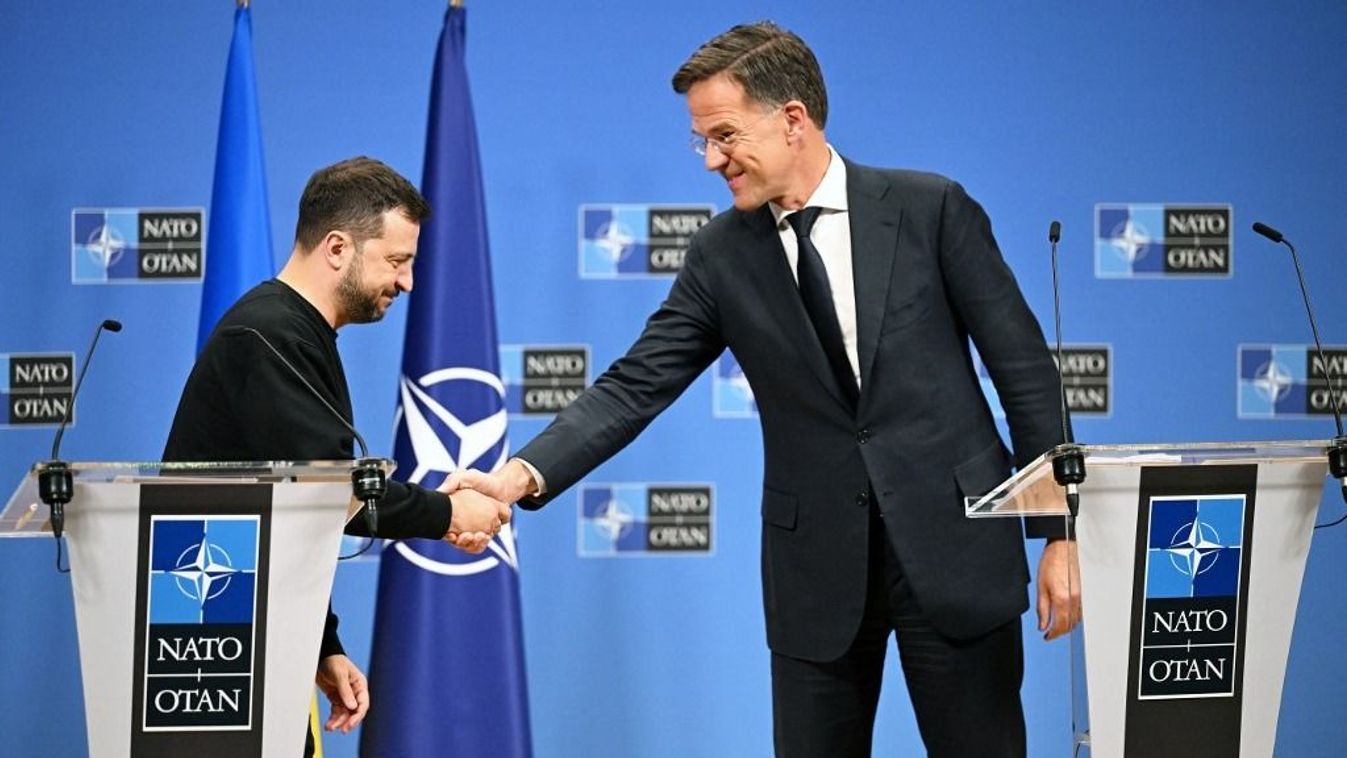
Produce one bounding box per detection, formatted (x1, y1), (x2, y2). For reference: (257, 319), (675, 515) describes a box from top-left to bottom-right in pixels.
(516, 237), (726, 506)
(935, 180), (1068, 538)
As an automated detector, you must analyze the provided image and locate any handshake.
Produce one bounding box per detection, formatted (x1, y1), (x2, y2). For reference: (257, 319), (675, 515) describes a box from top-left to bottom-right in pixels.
(436, 459), (539, 554)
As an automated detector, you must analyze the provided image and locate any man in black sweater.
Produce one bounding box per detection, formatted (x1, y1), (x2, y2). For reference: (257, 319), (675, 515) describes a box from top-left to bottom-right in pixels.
(164, 156), (509, 747)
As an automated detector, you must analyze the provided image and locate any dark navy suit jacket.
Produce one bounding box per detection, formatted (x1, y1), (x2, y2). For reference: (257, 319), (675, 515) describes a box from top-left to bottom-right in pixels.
(518, 160), (1065, 661)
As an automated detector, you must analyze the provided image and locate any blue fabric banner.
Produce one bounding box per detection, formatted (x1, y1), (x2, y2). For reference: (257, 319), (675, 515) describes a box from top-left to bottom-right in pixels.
(197, 6), (274, 351)
(361, 7), (533, 756)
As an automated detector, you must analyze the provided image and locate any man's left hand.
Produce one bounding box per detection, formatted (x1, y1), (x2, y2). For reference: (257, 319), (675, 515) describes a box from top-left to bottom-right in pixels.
(1036, 537), (1081, 641)
(316, 653), (370, 733)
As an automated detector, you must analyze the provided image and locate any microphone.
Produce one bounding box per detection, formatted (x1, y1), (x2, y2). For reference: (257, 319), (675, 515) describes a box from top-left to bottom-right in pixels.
(1252, 221), (1283, 244)
(38, 318), (123, 539)
(1047, 221), (1085, 518)
(229, 326), (386, 533)
(1251, 222), (1347, 504)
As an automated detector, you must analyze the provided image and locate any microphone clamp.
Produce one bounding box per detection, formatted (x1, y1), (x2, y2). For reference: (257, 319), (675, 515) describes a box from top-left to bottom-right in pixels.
(1051, 444), (1086, 519)
(351, 457), (387, 534)
(37, 461), (73, 539)
(1329, 437), (1347, 505)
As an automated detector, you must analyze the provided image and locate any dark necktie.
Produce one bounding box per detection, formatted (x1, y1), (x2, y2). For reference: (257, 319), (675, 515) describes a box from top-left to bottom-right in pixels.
(788, 207), (858, 410)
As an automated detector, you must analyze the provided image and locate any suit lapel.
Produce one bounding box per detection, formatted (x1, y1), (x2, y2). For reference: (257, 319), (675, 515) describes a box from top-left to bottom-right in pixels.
(846, 161), (899, 395)
(738, 206), (852, 411)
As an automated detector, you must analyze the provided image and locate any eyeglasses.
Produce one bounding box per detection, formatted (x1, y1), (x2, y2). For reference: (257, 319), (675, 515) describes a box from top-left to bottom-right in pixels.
(689, 108), (782, 157)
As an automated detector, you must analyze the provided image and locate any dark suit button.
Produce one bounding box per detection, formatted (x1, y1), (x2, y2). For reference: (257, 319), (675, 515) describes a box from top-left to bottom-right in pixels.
(857, 428), (871, 444)
(855, 492), (869, 507)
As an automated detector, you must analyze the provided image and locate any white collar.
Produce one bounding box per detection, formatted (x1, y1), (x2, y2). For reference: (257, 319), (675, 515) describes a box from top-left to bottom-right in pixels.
(770, 144), (848, 228)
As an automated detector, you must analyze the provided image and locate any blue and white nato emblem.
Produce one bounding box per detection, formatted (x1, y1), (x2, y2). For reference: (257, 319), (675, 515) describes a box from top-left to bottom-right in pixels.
(389, 366), (519, 575)
(1138, 495), (1245, 698)
(579, 483), (714, 557)
(72, 208), (204, 283)
(1238, 344), (1347, 419)
(713, 352), (756, 418)
(143, 516), (258, 729)
(1095, 204), (1232, 278)
(579, 204), (713, 278)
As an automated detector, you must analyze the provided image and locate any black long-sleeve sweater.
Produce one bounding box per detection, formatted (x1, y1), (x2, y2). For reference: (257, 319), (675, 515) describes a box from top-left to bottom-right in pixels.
(163, 278), (451, 659)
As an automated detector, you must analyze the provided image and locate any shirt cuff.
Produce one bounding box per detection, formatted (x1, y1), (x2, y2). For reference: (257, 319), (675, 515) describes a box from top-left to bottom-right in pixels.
(512, 457), (547, 498)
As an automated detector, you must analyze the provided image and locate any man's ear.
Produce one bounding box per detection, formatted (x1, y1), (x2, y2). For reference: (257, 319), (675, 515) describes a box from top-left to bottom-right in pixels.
(319, 230), (354, 271)
(782, 100), (811, 141)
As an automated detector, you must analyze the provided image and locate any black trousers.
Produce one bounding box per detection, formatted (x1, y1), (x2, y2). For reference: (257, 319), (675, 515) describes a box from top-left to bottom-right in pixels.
(771, 508), (1026, 757)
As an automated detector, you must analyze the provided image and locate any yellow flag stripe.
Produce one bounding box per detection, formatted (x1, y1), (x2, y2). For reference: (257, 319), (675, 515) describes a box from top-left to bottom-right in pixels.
(309, 688), (324, 758)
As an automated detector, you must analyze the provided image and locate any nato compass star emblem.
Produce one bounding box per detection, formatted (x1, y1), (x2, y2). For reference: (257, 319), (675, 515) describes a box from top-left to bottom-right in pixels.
(392, 366), (519, 576)
(171, 539), (238, 606)
(397, 368), (510, 483)
(1165, 519), (1224, 578)
(84, 223), (126, 270)
(592, 497), (636, 541)
(1109, 217), (1153, 264)
(593, 219), (636, 263)
(1253, 360), (1294, 402)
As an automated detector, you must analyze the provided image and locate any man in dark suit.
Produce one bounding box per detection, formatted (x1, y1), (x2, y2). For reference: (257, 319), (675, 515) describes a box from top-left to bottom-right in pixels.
(453, 22), (1078, 757)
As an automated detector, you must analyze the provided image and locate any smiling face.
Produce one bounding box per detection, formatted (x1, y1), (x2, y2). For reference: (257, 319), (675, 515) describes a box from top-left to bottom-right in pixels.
(336, 208), (418, 324)
(687, 74), (798, 212)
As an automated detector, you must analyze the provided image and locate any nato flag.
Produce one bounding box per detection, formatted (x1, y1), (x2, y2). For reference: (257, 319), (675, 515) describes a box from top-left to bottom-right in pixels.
(361, 7), (533, 757)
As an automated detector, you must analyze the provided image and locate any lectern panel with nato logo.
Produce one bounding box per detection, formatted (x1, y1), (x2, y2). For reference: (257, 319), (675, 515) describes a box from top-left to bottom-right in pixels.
(968, 441), (1331, 758)
(2, 460), (371, 758)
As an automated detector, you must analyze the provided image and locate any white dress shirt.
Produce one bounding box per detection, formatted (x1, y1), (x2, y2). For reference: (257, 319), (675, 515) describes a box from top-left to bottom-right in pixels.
(769, 145), (860, 388)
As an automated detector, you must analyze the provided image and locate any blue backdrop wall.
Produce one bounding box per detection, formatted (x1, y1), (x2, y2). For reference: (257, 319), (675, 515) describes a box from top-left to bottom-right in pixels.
(2, 1), (1346, 756)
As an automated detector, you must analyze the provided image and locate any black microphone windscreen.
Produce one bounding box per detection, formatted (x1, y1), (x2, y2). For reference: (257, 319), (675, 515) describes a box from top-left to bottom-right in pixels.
(102, 319), (123, 333)
(1048, 221), (1062, 244)
(1252, 221), (1284, 243)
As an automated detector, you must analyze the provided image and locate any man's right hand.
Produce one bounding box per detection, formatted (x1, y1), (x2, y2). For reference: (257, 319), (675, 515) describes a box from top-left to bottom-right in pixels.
(445, 458), (538, 504)
(315, 654), (369, 734)
(440, 485), (510, 554)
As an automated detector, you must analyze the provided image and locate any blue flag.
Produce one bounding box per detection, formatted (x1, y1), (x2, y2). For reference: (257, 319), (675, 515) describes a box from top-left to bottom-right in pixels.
(362, 7), (533, 757)
(197, 5), (274, 351)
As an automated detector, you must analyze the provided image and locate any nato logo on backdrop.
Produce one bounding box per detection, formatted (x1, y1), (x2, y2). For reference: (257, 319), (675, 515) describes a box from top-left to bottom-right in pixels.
(2, 352), (74, 427)
(578, 483), (714, 557)
(1095, 204), (1232, 278)
(579, 205), (713, 277)
(72, 208), (204, 283)
(976, 344), (1112, 418)
(141, 516), (259, 729)
(1137, 495), (1246, 698)
(713, 352), (756, 418)
(1238, 344), (1347, 418)
(499, 344), (591, 417)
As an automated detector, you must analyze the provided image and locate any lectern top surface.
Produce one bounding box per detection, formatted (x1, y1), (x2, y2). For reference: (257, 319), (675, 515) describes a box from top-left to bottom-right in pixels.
(965, 440), (1334, 518)
(1, 459), (391, 537)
